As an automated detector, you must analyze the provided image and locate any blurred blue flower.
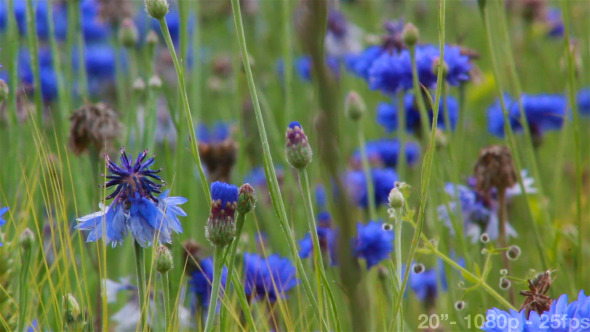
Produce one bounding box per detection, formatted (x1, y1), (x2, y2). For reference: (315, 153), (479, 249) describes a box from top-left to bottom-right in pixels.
(315, 184), (327, 210)
(346, 168), (398, 208)
(437, 169), (536, 243)
(546, 8), (564, 38)
(487, 93), (566, 138)
(351, 138), (421, 168)
(298, 212), (338, 265)
(0, 206), (8, 247)
(577, 88), (590, 116)
(483, 290), (590, 332)
(197, 122), (232, 144)
(244, 166), (285, 191)
(354, 220), (394, 269)
(149, 9), (195, 46)
(345, 45), (386, 80)
(17, 47), (58, 102)
(243, 253), (299, 302)
(278, 55), (341, 82)
(81, 0), (111, 43)
(189, 257), (228, 310)
(377, 93), (459, 133)
(76, 148), (187, 247)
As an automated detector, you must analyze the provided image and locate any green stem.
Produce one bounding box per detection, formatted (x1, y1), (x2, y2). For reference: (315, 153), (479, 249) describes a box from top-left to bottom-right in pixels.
(45, 0), (68, 130)
(300, 169), (341, 332)
(17, 244), (33, 332)
(560, 0), (584, 285)
(134, 241), (148, 331)
(397, 92), (407, 179)
(409, 45), (431, 145)
(161, 272), (171, 329)
(281, 0), (293, 128)
(357, 125), (378, 221)
(220, 211), (247, 327)
(391, 0), (446, 324)
(74, 2), (89, 101)
(25, 0), (43, 125)
(230, 270), (257, 331)
(393, 208), (403, 331)
(158, 17), (211, 204)
(229, 0), (326, 329)
(5, 0), (18, 126)
(204, 246), (225, 332)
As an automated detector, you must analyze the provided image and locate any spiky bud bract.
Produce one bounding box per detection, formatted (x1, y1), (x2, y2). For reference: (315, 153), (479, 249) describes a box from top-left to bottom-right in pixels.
(144, 0), (169, 20)
(286, 121), (313, 169)
(155, 245), (173, 273)
(237, 183), (256, 214)
(344, 91), (366, 121)
(206, 182), (239, 248)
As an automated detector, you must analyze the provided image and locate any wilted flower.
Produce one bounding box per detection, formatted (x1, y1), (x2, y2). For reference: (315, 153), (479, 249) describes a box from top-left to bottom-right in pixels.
(243, 253), (299, 302)
(353, 220), (394, 269)
(69, 102), (123, 155)
(473, 145), (518, 194)
(197, 122), (238, 182)
(75, 148), (187, 247)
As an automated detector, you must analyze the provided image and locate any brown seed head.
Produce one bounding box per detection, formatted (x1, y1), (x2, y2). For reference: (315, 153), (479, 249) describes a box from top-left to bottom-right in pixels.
(473, 145), (518, 194)
(68, 103), (123, 155)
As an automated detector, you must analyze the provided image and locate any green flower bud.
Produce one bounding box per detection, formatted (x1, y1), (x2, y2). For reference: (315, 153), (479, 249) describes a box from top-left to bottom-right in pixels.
(402, 23), (419, 47)
(63, 293), (81, 324)
(148, 75), (162, 90)
(344, 91), (365, 121)
(237, 183), (256, 214)
(118, 18), (138, 48)
(144, 0), (169, 20)
(388, 187), (404, 209)
(19, 228), (34, 250)
(154, 245), (173, 273)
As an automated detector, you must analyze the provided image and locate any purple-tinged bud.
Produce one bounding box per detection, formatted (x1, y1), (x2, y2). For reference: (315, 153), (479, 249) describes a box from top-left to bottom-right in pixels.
(144, 0), (169, 20)
(155, 245), (173, 273)
(402, 23), (419, 47)
(0, 79), (9, 102)
(237, 183), (256, 214)
(286, 121), (313, 169)
(206, 182), (239, 248)
(119, 18), (139, 48)
(344, 91), (366, 121)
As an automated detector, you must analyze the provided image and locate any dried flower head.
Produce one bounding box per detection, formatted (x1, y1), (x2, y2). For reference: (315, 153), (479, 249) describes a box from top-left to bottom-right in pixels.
(520, 270), (554, 318)
(99, 0), (134, 25)
(69, 103), (123, 155)
(473, 145), (518, 194)
(197, 123), (238, 183)
(182, 239), (204, 275)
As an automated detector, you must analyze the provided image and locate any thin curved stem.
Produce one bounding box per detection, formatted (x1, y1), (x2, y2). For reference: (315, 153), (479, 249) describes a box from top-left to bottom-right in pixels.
(204, 246), (225, 332)
(357, 125), (378, 221)
(133, 241), (148, 331)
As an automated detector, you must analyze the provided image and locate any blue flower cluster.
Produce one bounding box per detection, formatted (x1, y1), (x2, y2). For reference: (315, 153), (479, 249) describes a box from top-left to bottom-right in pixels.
(487, 93), (566, 138)
(483, 290), (590, 332)
(346, 44), (471, 94)
(0, 206), (8, 246)
(350, 138), (421, 169)
(377, 94), (459, 133)
(298, 211), (338, 265)
(76, 148), (187, 247)
(354, 220), (394, 269)
(346, 168), (398, 208)
(189, 257), (228, 310)
(243, 253), (299, 302)
(197, 122), (232, 144)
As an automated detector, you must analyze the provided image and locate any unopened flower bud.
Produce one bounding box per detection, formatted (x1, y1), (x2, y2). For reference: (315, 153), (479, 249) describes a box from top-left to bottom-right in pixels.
(402, 23), (419, 46)
(133, 78), (146, 94)
(148, 75), (162, 90)
(286, 121), (313, 169)
(237, 183), (256, 214)
(206, 182), (239, 248)
(413, 263), (425, 274)
(155, 245), (173, 273)
(394, 181), (412, 200)
(20, 228), (34, 250)
(144, 0), (169, 20)
(344, 91), (365, 121)
(0, 79), (9, 102)
(63, 293), (81, 324)
(388, 187), (404, 209)
(118, 18), (138, 48)
(454, 300), (465, 311)
(506, 245), (521, 261)
(499, 277), (511, 290)
(146, 30), (159, 45)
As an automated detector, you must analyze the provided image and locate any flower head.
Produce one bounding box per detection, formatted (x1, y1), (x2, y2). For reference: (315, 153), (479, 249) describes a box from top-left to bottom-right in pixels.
(286, 121), (313, 169)
(473, 145), (518, 194)
(189, 257), (228, 310)
(75, 148), (186, 247)
(68, 102), (123, 155)
(243, 253), (299, 302)
(197, 122), (237, 182)
(0, 207), (8, 246)
(354, 220), (394, 269)
(206, 182), (239, 248)
(346, 169), (398, 208)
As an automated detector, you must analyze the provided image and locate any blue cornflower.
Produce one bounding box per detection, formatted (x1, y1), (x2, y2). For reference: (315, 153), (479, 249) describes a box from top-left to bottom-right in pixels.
(546, 8), (564, 38)
(81, 0), (111, 43)
(189, 257), (228, 310)
(298, 212), (338, 265)
(377, 93), (459, 133)
(351, 138), (421, 169)
(437, 170), (536, 243)
(577, 88), (590, 116)
(346, 168), (398, 208)
(243, 253), (299, 302)
(0, 207), (8, 246)
(443, 44), (472, 86)
(354, 220), (394, 269)
(483, 290), (590, 332)
(206, 182), (239, 247)
(84, 44), (117, 80)
(487, 93), (566, 138)
(197, 122), (232, 144)
(18, 47), (58, 103)
(345, 45), (386, 80)
(76, 148), (187, 247)
(315, 184), (327, 210)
